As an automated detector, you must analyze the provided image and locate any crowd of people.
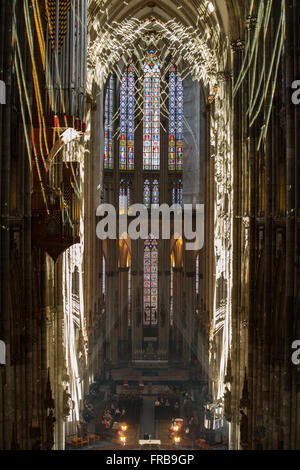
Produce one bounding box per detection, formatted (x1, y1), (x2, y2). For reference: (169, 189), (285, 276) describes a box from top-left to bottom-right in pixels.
(118, 394), (142, 424)
(101, 404), (125, 429)
(154, 396), (180, 420)
(100, 393), (142, 430)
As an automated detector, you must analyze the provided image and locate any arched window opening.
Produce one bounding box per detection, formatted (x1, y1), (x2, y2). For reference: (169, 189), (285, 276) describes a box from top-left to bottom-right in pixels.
(128, 263), (132, 327)
(104, 74), (114, 169)
(143, 50), (160, 170)
(143, 235), (158, 326)
(169, 58), (183, 171)
(170, 253), (174, 326)
(120, 58), (135, 170)
(144, 178), (159, 209)
(171, 177), (183, 207)
(119, 178), (131, 214)
(102, 256), (106, 300)
(196, 254), (200, 296)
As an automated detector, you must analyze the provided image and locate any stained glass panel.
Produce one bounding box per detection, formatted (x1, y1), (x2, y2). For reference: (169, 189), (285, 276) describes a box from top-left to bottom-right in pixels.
(169, 58), (176, 171)
(128, 265), (131, 326)
(120, 73), (127, 170)
(178, 178), (183, 208)
(127, 59), (135, 170)
(176, 72), (183, 170)
(169, 61), (184, 171)
(144, 234), (158, 326)
(196, 254), (199, 295)
(170, 178), (183, 207)
(104, 74), (114, 169)
(144, 179), (151, 209)
(143, 51), (160, 170)
(152, 179), (159, 207)
(119, 178), (131, 214)
(144, 179), (159, 208)
(119, 59), (135, 170)
(104, 90), (109, 168)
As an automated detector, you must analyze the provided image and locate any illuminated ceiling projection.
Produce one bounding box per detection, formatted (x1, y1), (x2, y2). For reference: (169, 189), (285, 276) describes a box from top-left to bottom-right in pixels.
(87, 0), (230, 125)
(87, 0), (235, 393)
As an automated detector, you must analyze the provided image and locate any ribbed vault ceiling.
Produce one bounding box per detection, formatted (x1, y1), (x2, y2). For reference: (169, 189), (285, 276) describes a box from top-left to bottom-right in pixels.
(87, 0), (245, 90)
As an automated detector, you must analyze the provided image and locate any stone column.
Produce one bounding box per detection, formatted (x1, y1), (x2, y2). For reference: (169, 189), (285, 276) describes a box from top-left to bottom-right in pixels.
(158, 239), (170, 359)
(173, 267), (183, 361)
(119, 267), (129, 361)
(284, 0), (296, 449)
(231, 38), (246, 449)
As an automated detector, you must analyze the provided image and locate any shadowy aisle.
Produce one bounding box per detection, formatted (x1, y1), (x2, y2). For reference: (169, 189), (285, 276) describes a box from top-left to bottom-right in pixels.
(140, 397), (155, 439)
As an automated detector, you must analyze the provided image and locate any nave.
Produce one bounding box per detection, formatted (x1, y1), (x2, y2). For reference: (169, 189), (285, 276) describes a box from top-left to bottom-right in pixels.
(0, 0), (299, 451)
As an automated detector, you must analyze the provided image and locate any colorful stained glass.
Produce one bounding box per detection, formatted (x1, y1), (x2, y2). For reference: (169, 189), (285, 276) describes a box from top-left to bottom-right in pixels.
(169, 60), (184, 171)
(120, 73), (127, 170)
(143, 50), (160, 170)
(128, 265), (131, 326)
(170, 178), (183, 207)
(144, 234), (158, 326)
(176, 72), (183, 170)
(170, 262), (173, 326)
(169, 58), (176, 171)
(119, 178), (131, 214)
(178, 178), (183, 207)
(120, 59), (135, 170)
(144, 179), (159, 208)
(152, 179), (159, 207)
(196, 254), (199, 295)
(144, 179), (151, 209)
(127, 59), (135, 170)
(104, 74), (114, 169)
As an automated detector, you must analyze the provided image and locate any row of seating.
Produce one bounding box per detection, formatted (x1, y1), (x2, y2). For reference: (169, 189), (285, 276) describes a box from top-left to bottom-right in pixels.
(69, 434), (101, 448)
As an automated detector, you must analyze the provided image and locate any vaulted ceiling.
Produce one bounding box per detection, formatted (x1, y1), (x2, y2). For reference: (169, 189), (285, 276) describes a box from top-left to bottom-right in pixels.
(87, 0), (247, 90)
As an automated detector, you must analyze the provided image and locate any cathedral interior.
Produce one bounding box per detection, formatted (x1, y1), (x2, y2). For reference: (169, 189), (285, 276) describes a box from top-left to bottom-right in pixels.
(0, 0), (299, 451)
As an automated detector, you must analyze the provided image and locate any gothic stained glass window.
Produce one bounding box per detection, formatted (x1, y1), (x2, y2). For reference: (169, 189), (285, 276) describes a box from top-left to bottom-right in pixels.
(102, 256), (106, 297)
(143, 51), (160, 170)
(119, 178), (131, 214)
(152, 179), (159, 208)
(169, 59), (183, 171)
(120, 59), (135, 170)
(169, 58), (176, 171)
(176, 72), (183, 170)
(171, 178), (183, 207)
(144, 235), (158, 326)
(128, 265), (132, 327)
(104, 74), (114, 169)
(120, 73), (127, 170)
(144, 179), (159, 208)
(196, 254), (200, 295)
(127, 59), (135, 170)
(144, 179), (151, 209)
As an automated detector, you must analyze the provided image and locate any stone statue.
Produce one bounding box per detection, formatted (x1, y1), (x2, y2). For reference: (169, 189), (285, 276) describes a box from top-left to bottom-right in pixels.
(63, 388), (72, 421)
